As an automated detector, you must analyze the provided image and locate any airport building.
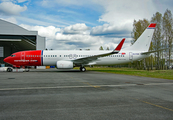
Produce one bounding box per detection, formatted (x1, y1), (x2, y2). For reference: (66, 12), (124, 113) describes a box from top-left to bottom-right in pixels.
(0, 19), (46, 66)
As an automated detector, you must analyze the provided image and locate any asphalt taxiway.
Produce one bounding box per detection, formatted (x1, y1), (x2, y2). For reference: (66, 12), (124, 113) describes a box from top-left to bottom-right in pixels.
(0, 69), (173, 120)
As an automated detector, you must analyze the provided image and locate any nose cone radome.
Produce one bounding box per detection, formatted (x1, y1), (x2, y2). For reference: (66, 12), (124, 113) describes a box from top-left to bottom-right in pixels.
(4, 57), (8, 63)
(4, 57), (10, 64)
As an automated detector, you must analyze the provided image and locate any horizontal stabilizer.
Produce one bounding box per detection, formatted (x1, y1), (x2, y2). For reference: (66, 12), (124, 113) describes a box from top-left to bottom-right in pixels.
(141, 47), (171, 55)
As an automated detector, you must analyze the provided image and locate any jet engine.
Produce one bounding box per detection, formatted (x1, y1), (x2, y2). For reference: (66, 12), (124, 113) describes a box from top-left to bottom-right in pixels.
(56, 61), (73, 69)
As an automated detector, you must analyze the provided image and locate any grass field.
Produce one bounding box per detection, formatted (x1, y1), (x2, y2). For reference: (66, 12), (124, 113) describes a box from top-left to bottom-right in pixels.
(76, 67), (173, 80)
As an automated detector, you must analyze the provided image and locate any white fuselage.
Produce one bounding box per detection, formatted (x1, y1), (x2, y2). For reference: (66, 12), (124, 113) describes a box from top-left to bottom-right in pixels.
(42, 49), (150, 66)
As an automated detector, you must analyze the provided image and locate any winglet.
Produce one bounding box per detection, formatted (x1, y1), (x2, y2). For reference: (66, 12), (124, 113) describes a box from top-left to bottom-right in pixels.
(112, 38), (125, 53)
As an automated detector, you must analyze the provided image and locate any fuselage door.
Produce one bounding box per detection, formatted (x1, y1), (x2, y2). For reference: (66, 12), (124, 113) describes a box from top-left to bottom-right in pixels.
(21, 52), (25, 60)
(129, 52), (133, 60)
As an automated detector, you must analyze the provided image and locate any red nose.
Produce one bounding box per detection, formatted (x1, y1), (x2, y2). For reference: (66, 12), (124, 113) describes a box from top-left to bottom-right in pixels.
(4, 57), (10, 64)
(4, 57), (8, 63)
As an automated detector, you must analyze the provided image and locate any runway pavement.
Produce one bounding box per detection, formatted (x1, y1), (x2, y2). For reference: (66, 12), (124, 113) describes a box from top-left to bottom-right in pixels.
(0, 69), (173, 120)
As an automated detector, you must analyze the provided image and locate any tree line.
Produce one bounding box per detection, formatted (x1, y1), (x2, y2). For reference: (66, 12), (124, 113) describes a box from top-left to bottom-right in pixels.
(99, 9), (173, 70)
(131, 9), (173, 70)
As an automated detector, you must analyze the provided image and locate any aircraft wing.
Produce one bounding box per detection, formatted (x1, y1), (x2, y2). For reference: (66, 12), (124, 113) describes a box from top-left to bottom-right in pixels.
(72, 38), (125, 65)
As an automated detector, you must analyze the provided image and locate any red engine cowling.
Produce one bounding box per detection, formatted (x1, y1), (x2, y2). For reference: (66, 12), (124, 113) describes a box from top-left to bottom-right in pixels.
(56, 61), (73, 69)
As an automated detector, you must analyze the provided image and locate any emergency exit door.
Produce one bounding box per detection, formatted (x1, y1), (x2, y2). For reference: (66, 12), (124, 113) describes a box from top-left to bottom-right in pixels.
(21, 52), (25, 60)
(129, 52), (133, 60)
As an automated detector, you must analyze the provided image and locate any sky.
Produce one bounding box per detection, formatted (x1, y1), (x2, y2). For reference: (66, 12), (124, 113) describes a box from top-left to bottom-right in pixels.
(0, 0), (173, 50)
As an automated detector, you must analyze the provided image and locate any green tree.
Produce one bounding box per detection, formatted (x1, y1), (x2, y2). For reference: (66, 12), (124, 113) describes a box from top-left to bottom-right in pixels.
(131, 19), (150, 45)
(106, 47), (109, 50)
(151, 12), (163, 70)
(163, 9), (173, 69)
(131, 19), (150, 69)
(99, 46), (104, 50)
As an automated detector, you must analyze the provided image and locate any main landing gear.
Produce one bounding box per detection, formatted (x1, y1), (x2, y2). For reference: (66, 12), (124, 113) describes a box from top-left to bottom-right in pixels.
(80, 67), (86, 72)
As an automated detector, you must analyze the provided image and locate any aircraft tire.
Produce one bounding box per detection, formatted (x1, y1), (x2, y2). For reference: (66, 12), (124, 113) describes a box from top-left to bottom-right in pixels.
(80, 67), (86, 72)
(7, 68), (12, 72)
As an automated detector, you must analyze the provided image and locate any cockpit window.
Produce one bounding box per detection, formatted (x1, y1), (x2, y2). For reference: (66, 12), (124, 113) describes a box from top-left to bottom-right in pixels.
(11, 55), (15, 57)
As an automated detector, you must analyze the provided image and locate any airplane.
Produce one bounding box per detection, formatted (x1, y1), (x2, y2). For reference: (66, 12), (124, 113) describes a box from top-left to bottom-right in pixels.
(4, 23), (156, 72)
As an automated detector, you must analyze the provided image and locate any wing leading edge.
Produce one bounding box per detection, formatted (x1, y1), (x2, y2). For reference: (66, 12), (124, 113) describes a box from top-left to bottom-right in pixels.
(72, 38), (125, 65)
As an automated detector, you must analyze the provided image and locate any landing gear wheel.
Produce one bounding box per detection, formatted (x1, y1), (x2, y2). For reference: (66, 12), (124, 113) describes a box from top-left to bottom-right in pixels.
(7, 68), (12, 72)
(80, 67), (86, 72)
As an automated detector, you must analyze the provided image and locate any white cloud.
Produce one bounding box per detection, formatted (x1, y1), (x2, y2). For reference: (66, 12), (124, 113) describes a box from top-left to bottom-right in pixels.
(55, 33), (104, 49)
(90, 23), (131, 37)
(19, 24), (105, 50)
(62, 23), (90, 34)
(0, 2), (27, 15)
(20, 24), (61, 39)
(97, 0), (156, 24)
(42, 0), (90, 7)
(17, 0), (27, 3)
(19, 23), (131, 50)
(88, 0), (158, 38)
(0, 17), (17, 24)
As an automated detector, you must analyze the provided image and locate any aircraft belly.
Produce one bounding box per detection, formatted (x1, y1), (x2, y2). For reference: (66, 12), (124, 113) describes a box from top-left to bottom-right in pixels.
(43, 58), (56, 66)
(95, 58), (128, 65)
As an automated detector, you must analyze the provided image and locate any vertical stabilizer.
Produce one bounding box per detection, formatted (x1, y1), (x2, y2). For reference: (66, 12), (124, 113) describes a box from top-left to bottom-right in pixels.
(125, 23), (156, 51)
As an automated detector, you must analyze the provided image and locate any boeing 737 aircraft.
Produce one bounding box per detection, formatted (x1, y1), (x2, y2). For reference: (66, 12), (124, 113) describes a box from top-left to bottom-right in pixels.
(4, 23), (156, 72)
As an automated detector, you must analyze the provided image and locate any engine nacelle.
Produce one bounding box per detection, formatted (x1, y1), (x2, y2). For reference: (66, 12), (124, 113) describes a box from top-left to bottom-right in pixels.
(56, 61), (73, 69)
